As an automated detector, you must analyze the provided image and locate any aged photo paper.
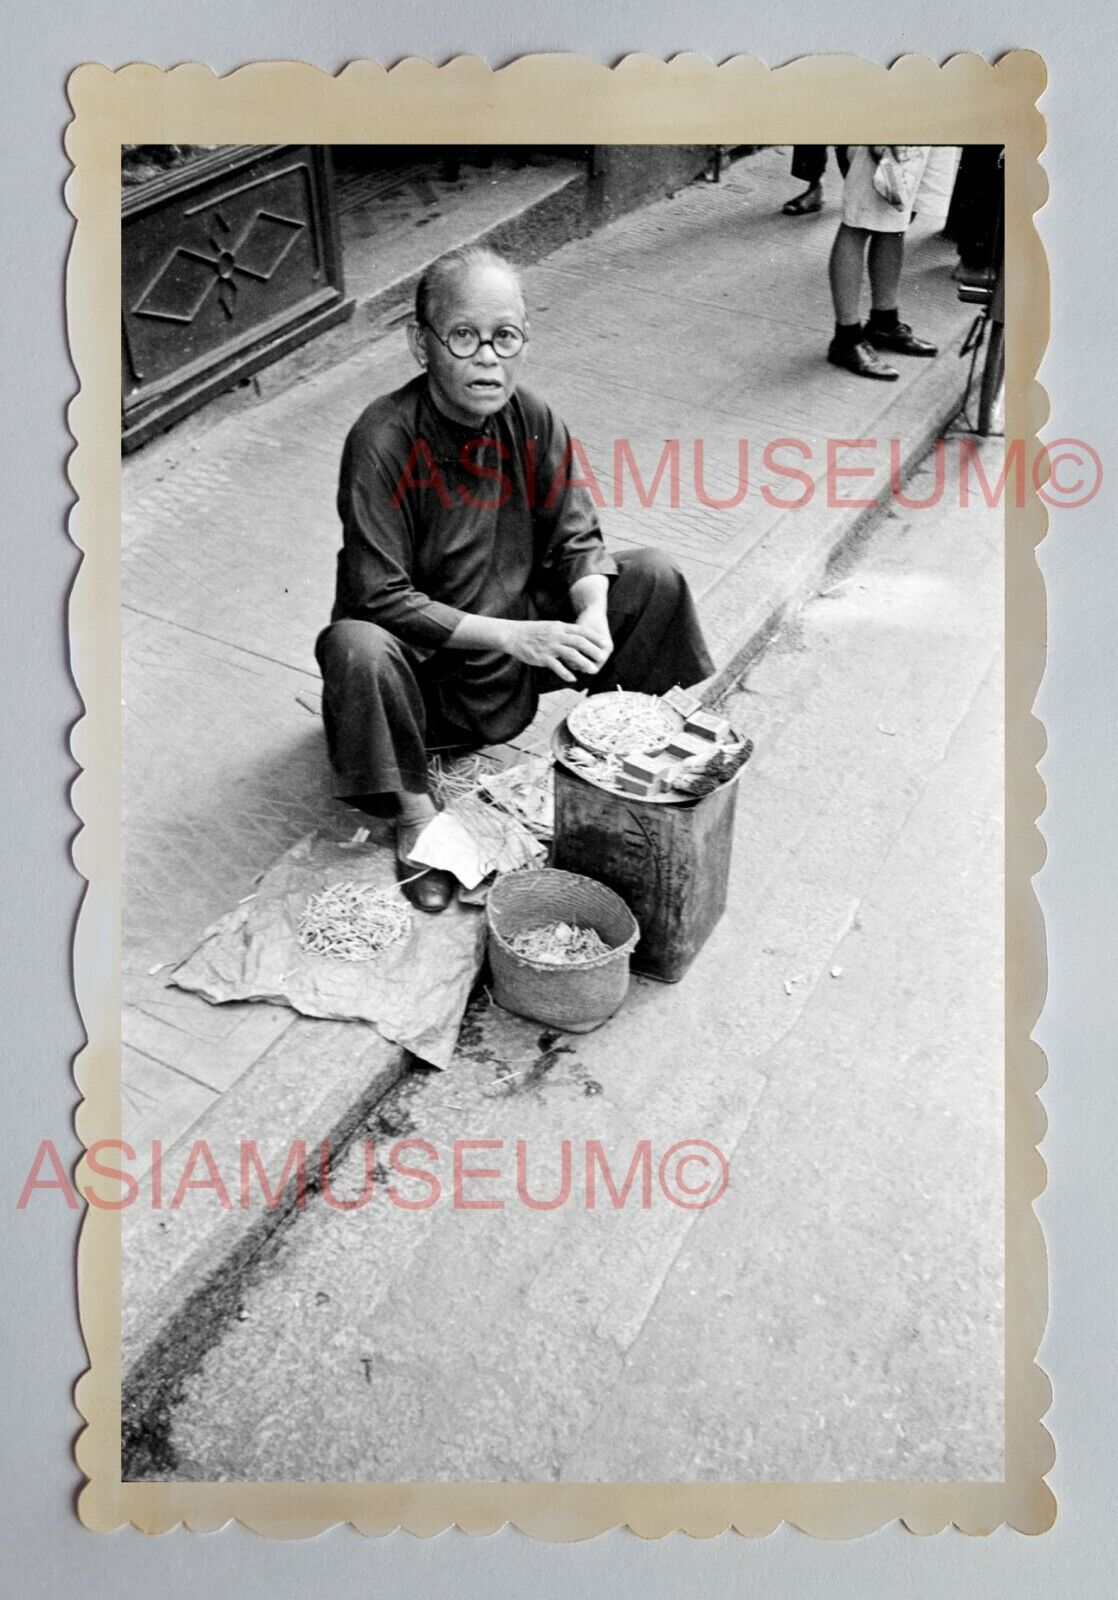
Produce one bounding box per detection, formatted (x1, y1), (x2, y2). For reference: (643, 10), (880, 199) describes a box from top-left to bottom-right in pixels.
(64, 53), (1053, 1535)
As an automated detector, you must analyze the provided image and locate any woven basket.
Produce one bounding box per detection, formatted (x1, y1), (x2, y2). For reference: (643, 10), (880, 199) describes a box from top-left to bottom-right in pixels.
(486, 869), (640, 1032)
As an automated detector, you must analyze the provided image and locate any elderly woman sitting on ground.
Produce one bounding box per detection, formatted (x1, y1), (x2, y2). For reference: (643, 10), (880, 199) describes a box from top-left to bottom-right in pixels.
(316, 245), (714, 911)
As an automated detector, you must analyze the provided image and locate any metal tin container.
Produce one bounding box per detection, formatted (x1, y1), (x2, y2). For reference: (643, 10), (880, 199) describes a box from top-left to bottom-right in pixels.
(551, 726), (748, 983)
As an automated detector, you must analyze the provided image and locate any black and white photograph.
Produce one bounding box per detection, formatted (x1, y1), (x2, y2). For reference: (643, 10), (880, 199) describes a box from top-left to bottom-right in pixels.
(105, 129), (1020, 1492)
(11, 0), (1118, 1584)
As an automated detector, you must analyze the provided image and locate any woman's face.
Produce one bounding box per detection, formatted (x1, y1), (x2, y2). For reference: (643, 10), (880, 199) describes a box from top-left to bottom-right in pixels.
(412, 264), (529, 427)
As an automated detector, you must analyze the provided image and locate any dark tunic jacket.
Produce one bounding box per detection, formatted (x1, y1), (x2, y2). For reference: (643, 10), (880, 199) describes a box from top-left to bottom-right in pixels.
(332, 374), (617, 742)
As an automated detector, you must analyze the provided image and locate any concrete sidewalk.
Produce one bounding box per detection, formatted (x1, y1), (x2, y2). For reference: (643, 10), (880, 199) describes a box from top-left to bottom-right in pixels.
(119, 146), (983, 1375)
(124, 443), (1005, 1481)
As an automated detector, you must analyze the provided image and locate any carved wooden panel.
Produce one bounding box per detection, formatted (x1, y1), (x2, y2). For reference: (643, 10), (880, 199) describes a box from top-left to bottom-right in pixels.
(122, 146), (353, 450)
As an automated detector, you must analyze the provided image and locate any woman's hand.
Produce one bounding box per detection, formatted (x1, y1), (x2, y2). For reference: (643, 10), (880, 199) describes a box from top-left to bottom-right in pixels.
(573, 604), (613, 668)
(501, 619), (611, 683)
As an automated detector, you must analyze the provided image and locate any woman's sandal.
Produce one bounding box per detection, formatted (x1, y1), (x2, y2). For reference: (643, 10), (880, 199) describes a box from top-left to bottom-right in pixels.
(782, 191), (824, 216)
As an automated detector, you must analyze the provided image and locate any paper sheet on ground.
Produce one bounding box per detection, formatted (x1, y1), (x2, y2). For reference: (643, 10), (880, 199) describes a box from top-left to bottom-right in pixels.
(408, 794), (544, 889)
(169, 832), (486, 1068)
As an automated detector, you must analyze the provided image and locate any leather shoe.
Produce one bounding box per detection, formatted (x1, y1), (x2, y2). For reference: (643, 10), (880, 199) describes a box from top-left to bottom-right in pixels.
(827, 338), (899, 381)
(866, 321), (938, 357)
(396, 820), (456, 914)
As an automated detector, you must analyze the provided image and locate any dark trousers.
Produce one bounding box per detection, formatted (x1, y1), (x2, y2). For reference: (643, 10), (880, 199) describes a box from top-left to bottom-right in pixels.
(315, 546), (715, 806)
(943, 145), (1003, 270)
(790, 145), (850, 184)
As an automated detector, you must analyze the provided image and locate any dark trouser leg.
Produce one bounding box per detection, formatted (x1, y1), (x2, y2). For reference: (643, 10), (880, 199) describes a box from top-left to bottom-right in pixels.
(587, 547), (715, 696)
(314, 619), (431, 802)
(791, 145), (828, 185)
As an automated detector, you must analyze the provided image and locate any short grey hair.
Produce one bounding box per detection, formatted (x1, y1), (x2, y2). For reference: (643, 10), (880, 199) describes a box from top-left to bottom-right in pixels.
(414, 246), (526, 326)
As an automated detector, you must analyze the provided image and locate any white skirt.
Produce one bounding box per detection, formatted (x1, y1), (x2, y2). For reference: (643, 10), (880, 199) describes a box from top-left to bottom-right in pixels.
(842, 145), (962, 232)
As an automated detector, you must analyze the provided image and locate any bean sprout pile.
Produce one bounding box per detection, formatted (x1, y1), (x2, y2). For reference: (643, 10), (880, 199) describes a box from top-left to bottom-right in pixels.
(562, 744), (626, 791)
(567, 691), (678, 756)
(298, 881), (412, 963)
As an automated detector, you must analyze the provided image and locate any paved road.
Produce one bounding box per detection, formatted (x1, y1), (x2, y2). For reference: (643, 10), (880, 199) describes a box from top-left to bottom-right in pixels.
(146, 442), (1004, 1483)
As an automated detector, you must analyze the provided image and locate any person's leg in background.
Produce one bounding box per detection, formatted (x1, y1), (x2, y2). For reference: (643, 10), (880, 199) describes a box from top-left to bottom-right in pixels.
(783, 145), (828, 215)
(826, 145), (939, 378)
(863, 145), (954, 358)
(944, 146), (1001, 278)
(863, 229), (939, 358)
(826, 222), (899, 380)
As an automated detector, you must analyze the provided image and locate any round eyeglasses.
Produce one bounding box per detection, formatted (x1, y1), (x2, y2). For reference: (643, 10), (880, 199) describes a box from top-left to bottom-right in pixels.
(421, 321), (528, 360)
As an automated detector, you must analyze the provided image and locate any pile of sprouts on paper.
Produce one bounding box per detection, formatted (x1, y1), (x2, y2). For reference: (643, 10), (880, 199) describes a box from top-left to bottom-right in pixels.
(298, 881), (412, 963)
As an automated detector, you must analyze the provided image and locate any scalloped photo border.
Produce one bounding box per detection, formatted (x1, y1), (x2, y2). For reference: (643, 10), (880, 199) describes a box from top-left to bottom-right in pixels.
(66, 51), (1053, 1537)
